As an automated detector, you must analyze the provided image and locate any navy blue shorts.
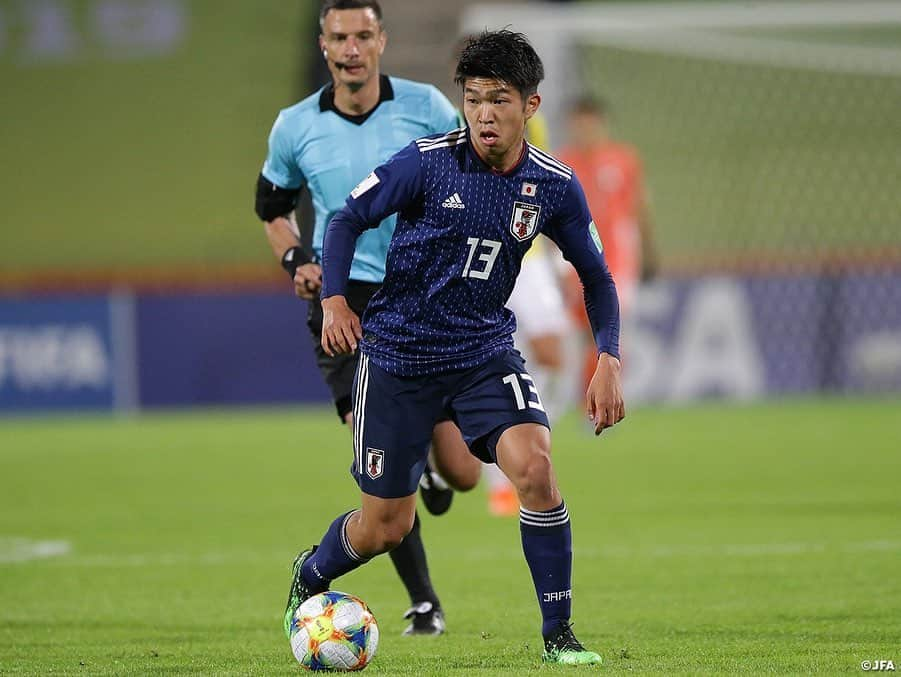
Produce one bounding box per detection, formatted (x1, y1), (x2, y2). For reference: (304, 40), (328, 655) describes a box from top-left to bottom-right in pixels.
(350, 348), (550, 498)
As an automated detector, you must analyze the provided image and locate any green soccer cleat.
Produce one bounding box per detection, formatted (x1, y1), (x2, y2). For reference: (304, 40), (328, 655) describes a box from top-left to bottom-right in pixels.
(542, 621), (603, 666)
(283, 546), (318, 639)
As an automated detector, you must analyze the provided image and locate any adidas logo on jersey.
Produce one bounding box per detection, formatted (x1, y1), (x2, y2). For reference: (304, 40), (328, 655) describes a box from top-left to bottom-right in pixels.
(441, 193), (465, 209)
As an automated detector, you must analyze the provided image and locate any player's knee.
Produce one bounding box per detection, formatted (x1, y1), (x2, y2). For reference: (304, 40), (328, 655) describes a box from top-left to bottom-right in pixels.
(359, 505), (415, 553)
(378, 518), (414, 551)
(512, 442), (555, 499)
(372, 512), (414, 552)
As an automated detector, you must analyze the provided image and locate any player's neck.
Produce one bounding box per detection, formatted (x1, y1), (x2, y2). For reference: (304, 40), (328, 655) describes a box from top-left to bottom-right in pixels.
(473, 136), (527, 175)
(333, 72), (382, 117)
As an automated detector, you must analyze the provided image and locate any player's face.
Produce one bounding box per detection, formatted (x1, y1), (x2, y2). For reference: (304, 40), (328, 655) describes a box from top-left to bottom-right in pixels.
(463, 78), (540, 169)
(319, 8), (386, 90)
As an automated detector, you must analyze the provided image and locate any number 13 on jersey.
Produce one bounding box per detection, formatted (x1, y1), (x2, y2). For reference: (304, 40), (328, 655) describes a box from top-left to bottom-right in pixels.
(462, 237), (502, 280)
(503, 373), (545, 412)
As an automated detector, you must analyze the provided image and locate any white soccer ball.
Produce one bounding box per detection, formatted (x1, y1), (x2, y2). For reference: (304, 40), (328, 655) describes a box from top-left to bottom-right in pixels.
(289, 591), (379, 671)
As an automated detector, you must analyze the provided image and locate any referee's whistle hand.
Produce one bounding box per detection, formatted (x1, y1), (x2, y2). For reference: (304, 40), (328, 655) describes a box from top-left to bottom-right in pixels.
(294, 263), (322, 300)
(321, 295), (363, 356)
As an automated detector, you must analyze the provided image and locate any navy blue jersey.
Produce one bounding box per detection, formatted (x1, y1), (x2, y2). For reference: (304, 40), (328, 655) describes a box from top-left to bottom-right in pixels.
(322, 128), (620, 376)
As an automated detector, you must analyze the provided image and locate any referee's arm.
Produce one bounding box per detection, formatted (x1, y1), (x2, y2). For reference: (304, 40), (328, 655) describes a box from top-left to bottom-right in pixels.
(255, 174), (321, 300)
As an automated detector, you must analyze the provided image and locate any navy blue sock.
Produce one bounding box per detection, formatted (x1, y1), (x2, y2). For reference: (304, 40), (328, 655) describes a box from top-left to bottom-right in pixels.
(520, 501), (572, 638)
(301, 510), (368, 592)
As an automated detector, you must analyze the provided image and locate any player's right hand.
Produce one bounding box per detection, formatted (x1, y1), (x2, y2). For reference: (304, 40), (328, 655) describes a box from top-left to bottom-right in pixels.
(294, 263), (322, 300)
(321, 295), (363, 356)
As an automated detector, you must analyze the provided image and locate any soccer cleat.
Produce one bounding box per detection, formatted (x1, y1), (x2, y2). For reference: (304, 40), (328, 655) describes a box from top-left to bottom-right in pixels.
(283, 546), (318, 639)
(542, 621), (603, 666)
(419, 462), (453, 516)
(401, 601), (446, 636)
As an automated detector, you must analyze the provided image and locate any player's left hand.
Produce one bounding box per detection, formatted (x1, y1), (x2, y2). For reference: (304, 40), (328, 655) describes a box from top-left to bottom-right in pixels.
(321, 295), (363, 356)
(586, 353), (625, 435)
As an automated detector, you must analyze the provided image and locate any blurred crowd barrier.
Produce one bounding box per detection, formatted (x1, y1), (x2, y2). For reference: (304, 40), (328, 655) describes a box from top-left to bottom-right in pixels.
(0, 293), (329, 412)
(3, 271), (899, 412)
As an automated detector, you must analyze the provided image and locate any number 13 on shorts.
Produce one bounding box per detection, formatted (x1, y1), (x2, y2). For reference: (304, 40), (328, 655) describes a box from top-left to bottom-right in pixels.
(502, 373), (545, 412)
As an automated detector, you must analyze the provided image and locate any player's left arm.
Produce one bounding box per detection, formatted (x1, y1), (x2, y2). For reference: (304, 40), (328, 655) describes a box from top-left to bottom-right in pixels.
(320, 142), (424, 356)
(544, 174), (625, 435)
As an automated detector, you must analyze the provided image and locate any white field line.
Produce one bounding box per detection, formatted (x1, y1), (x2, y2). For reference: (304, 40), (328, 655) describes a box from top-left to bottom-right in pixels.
(0, 538), (71, 563)
(5, 540), (899, 566)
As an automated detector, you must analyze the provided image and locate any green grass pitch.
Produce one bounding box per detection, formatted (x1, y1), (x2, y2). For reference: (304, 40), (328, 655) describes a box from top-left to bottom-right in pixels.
(1, 399), (899, 674)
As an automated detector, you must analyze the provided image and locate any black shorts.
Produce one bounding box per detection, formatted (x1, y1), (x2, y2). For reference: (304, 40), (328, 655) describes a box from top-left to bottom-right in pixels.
(307, 281), (381, 421)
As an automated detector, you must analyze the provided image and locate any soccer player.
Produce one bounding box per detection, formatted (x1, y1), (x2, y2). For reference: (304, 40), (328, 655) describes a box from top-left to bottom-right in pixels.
(256, 0), (481, 637)
(285, 30), (624, 665)
(556, 97), (659, 389)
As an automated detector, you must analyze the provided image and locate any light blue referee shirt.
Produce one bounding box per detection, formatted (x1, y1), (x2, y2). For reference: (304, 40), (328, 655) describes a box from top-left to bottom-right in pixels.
(261, 75), (460, 283)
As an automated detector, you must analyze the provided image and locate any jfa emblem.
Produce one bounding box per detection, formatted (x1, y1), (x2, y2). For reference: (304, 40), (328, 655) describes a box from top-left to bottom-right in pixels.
(366, 448), (385, 479)
(509, 201), (541, 241)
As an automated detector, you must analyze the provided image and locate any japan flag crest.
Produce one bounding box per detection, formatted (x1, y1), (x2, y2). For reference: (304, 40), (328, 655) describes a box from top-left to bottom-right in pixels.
(366, 448), (385, 479)
(521, 182), (537, 197)
(509, 201), (541, 241)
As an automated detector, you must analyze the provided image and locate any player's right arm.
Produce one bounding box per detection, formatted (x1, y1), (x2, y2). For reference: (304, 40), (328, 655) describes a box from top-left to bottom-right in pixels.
(320, 142), (424, 356)
(255, 112), (321, 300)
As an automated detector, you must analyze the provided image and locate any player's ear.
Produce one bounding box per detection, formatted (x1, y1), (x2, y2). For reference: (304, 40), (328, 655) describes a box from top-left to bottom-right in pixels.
(378, 28), (387, 55)
(524, 92), (541, 120)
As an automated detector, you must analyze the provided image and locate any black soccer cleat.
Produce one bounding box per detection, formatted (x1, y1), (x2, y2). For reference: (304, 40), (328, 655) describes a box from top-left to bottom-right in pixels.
(283, 546), (318, 639)
(419, 462), (453, 516)
(542, 621), (603, 665)
(401, 601), (446, 636)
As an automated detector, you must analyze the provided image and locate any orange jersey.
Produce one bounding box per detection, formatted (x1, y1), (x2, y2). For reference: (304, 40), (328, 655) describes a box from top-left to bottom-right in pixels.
(557, 142), (642, 288)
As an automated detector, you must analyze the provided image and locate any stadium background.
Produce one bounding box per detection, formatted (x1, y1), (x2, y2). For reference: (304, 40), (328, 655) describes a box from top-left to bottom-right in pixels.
(2, 0), (899, 410)
(1, 1), (899, 674)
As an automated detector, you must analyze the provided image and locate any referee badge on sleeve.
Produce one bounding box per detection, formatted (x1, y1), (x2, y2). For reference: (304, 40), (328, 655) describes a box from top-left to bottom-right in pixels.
(366, 448), (385, 479)
(510, 202), (541, 242)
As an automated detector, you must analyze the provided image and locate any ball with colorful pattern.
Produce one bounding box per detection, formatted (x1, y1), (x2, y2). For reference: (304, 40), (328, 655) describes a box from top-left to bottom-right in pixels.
(289, 591), (379, 671)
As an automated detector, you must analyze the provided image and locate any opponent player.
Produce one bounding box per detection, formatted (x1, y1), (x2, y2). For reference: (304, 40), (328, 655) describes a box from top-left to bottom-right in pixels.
(557, 97), (659, 390)
(256, 0), (480, 637)
(285, 30), (624, 665)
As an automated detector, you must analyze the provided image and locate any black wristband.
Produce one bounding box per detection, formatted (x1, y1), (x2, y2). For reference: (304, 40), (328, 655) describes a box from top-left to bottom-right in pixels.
(280, 246), (312, 277)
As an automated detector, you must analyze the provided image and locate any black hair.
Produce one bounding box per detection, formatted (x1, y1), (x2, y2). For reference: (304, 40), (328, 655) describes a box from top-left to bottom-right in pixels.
(570, 96), (609, 118)
(319, 0), (382, 28)
(454, 30), (544, 98)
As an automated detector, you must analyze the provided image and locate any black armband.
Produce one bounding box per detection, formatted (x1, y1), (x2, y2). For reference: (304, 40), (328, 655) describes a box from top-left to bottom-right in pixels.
(254, 173), (301, 222)
(281, 246), (313, 277)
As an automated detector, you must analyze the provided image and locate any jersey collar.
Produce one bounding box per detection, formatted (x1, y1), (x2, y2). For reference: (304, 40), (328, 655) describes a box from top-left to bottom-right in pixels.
(319, 75), (395, 125)
(466, 129), (528, 177)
